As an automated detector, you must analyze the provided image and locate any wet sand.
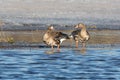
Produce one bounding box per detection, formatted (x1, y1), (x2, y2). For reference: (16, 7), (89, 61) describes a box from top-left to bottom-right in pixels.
(0, 30), (120, 49)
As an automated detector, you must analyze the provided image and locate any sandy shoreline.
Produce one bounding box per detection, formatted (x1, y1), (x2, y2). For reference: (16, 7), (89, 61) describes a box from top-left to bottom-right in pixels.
(0, 30), (120, 43)
(0, 30), (120, 49)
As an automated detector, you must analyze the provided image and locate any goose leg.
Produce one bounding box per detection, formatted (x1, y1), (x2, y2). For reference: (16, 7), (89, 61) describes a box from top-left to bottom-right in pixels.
(57, 44), (60, 52)
(51, 45), (54, 51)
(75, 41), (79, 48)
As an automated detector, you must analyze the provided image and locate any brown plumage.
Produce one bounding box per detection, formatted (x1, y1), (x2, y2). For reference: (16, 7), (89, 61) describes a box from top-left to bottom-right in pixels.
(70, 23), (90, 48)
(43, 26), (69, 51)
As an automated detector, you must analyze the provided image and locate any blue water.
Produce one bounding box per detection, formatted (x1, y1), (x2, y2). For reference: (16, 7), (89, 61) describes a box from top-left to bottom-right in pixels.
(0, 48), (120, 80)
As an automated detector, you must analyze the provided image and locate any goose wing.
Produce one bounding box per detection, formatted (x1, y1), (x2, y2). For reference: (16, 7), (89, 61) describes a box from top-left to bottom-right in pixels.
(86, 31), (90, 40)
(71, 29), (81, 36)
(55, 32), (69, 39)
(53, 32), (69, 44)
(70, 29), (81, 40)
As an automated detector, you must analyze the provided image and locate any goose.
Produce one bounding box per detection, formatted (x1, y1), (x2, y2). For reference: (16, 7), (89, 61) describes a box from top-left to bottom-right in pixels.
(70, 23), (90, 48)
(43, 26), (69, 51)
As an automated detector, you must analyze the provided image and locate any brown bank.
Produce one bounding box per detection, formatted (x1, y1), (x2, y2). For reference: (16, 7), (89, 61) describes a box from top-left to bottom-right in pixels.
(0, 30), (120, 48)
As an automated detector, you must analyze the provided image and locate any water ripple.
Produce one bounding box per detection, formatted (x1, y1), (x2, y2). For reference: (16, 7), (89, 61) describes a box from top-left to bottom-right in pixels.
(0, 49), (120, 80)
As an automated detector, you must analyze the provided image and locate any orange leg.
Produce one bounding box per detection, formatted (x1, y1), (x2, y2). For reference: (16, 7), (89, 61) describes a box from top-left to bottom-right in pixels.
(75, 41), (79, 48)
(57, 44), (60, 52)
(51, 45), (54, 51)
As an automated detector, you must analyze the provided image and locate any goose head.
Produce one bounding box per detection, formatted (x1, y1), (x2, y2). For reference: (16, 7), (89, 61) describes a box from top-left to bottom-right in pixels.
(75, 23), (85, 29)
(48, 26), (54, 30)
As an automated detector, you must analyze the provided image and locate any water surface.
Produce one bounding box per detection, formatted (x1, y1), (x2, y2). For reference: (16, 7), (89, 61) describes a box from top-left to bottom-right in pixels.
(0, 48), (120, 80)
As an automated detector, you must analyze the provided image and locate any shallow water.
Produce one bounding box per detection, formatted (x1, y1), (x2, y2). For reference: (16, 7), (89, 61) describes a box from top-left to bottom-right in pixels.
(0, 48), (120, 80)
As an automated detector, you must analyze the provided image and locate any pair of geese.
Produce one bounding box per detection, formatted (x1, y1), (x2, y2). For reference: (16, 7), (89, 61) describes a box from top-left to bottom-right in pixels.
(43, 23), (90, 51)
